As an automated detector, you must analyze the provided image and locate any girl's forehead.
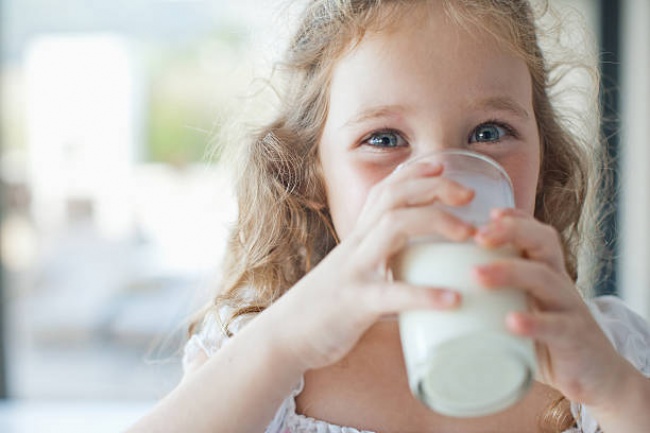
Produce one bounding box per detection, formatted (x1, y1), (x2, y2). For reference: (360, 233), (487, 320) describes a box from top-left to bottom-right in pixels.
(335, 3), (527, 78)
(325, 5), (534, 129)
(340, 1), (528, 66)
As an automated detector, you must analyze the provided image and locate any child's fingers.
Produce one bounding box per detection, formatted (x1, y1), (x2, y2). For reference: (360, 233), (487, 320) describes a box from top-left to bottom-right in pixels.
(371, 160), (444, 208)
(383, 177), (475, 208)
(475, 211), (566, 274)
(473, 258), (576, 310)
(355, 206), (475, 269)
(505, 309), (628, 406)
(506, 310), (590, 352)
(491, 207), (528, 219)
(506, 310), (559, 339)
(364, 281), (461, 315)
(358, 165), (473, 230)
(363, 177), (473, 223)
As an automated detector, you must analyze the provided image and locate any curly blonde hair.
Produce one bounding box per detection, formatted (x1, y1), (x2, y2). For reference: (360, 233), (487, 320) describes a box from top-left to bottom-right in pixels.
(196, 1), (602, 430)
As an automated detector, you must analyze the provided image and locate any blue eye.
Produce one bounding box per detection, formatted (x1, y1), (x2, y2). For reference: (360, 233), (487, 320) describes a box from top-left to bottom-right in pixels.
(364, 130), (407, 148)
(470, 123), (510, 143)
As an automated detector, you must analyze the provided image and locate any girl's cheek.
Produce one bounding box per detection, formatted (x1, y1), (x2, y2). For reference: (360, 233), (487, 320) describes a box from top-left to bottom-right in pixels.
(328, 167), (386, 239)
(496, 152), (540, 215)
(323, 149), (409, 239)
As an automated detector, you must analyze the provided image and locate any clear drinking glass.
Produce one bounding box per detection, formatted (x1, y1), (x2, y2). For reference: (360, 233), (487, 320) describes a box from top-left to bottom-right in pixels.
(393, 149), (537, 417)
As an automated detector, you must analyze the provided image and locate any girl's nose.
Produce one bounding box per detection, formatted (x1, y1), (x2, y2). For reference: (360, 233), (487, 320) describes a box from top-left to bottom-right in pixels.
(415, 135), (463, 159)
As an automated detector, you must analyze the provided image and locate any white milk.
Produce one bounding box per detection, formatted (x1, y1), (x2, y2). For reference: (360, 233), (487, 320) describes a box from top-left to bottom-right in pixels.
(394, 241), (536, 417)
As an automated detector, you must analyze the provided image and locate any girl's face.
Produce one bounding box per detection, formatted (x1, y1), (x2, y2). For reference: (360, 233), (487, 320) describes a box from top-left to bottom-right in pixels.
(318, 5), (541, 240)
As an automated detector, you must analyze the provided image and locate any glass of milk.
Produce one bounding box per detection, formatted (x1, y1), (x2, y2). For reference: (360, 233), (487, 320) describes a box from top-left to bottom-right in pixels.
(392, 149), (537, 418)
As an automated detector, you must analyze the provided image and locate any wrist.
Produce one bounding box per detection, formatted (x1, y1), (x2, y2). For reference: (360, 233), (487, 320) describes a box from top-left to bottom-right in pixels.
(254, 298), (311, 377)
(587, 361), (650, 431)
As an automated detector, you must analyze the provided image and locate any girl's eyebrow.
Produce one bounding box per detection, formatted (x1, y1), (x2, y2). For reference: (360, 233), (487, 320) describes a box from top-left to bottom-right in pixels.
(343, 105), (407, 129)
(471, 96), (531, 120)
(342, 97), (529, 129)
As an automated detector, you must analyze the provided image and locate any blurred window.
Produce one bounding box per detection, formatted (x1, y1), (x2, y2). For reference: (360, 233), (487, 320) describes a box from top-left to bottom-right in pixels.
(0, 0), (280, 400)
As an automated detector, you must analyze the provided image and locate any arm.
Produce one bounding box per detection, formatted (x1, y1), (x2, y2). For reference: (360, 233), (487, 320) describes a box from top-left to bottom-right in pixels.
(126, 306), (305, 433)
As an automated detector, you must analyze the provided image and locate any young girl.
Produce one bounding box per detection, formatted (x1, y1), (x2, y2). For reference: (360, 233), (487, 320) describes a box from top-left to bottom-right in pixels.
(128, 1), (650, 432)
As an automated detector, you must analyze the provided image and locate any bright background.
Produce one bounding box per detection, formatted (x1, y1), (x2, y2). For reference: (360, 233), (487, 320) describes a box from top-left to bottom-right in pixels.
(0, 0), (290, 403)
(0, 0), (648, 431)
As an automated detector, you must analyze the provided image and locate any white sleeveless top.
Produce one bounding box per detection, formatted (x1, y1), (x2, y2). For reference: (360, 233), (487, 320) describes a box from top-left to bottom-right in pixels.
(182, 296), (650, 433)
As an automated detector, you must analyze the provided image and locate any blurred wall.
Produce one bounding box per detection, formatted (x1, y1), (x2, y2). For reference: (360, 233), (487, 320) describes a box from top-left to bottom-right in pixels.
(620, 0), (650, 320)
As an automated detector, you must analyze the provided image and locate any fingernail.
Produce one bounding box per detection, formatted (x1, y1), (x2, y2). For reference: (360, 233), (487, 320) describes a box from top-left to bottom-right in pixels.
(475, 224), (499, 243)
(491, 208), (515, 219)
(461, 187), (474, 198)
(454, 222), (475, 240)
(491, 219), (507, 235)
(476, 225), (490, 239)
(473, 265), (491, 282)
(440, 290), (459, 305)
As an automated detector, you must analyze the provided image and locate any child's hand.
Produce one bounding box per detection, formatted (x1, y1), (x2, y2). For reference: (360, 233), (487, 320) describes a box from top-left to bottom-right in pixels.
(270, 161), (474, 372)
(473, 208), (643, 411)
